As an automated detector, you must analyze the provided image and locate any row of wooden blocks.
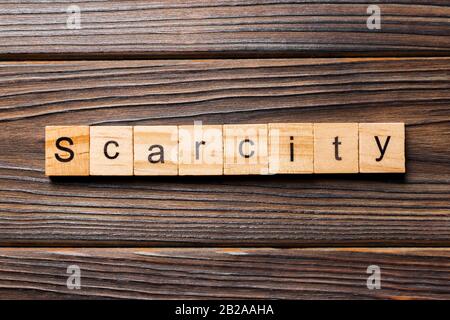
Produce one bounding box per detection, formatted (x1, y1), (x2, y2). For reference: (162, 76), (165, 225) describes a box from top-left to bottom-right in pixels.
(45, 123), (405, 176)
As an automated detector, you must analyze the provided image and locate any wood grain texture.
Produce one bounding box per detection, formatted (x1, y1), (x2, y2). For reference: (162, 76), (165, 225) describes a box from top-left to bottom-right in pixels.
(0, 247), (449, 299)
(0, 58), (449, 246)
(0, 0), (449, 58)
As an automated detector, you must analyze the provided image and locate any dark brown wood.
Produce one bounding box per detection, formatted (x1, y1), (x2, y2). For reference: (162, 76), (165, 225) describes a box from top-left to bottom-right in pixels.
(0, 58), (449, 246)
(0, 247), (449, 299)
(1, 0), (449, 302)
(0, 1), (449, 59)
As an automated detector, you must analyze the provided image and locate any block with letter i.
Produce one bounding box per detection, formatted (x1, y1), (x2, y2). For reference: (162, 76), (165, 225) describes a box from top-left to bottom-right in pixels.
(45, 126), (90, 176)
(90, 126), (133, 176)
(359, 123), (405, 173)
(314, 123), (359, 173)
(224, 124), (268, 175)
(269, 123), (313, 174)
(134, 126), (178, 176)
(178, 124), (223, 175)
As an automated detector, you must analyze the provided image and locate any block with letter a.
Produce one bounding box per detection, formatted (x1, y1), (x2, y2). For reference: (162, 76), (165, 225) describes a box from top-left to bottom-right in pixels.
(134, 126), (178, 176)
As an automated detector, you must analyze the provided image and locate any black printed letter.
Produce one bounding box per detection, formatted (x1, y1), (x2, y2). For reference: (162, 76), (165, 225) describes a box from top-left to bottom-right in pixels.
(290, 136), (294, 162)
(239, 139), (255, 158)
(195, 141), (206, 160)
(148, 145), (164, 163)
(55, 137), (74, 162)
(333, 136), (342, 161)
(375, 136), (391, 162)
(104, 141), (119, 159)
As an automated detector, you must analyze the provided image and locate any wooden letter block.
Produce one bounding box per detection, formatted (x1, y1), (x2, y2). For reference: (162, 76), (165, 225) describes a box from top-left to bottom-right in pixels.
(90, 126), (133, 176)
(359, 123), (405, 173)
(134, 126), (178, 176)
(269, 123), (313, 174)
(178, 124), (223, 175)
(224, 124), (268, 175)
(45, 126), (89, 176)
(314, 123), (359, 173)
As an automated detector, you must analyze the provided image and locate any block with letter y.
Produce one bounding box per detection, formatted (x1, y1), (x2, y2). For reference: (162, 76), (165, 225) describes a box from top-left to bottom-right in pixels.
(359, 123), (405, 173)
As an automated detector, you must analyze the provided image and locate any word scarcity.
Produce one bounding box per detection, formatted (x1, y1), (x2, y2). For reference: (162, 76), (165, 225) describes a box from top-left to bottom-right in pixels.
(45, 123), (405, 176)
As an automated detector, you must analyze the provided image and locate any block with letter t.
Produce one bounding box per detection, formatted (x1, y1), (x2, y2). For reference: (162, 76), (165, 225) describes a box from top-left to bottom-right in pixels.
(313, 123), (359, 174)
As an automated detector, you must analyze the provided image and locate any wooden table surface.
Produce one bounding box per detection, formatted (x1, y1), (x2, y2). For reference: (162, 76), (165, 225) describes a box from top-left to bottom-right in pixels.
(0, 1), (449, 299)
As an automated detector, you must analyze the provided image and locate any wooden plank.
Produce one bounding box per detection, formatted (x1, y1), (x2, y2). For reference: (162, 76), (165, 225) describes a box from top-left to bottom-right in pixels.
(0, 1), (449, 58)
(0, 58), (449, 246)
(0, 247), (449, 299)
